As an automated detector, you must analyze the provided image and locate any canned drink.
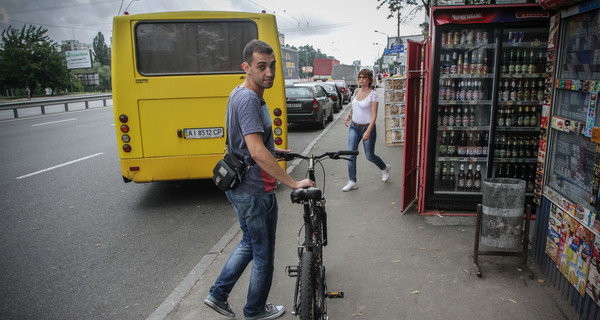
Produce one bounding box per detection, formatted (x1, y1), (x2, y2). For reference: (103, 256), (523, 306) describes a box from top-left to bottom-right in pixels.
(482, 32), (488, 44)
(476, 31), (482, 45)
(508, 31), (513, 43)
(453, 31), (460, 45)
(467, 29), (474, 45)
(441, 32), (447, 47)
(519, 32), (524, 43)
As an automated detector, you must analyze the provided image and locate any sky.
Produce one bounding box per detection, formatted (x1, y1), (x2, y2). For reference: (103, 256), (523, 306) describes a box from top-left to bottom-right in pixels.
(0, 0), (426, 66)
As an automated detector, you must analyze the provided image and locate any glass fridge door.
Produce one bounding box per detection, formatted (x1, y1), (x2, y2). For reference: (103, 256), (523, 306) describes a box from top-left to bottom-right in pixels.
(434, 27), (496, 194)
(491, 27), (549, 195)
(546, 9), (600, 213)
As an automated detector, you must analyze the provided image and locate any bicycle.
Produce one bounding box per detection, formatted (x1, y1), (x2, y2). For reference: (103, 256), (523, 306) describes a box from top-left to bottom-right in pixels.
(279, 150), (358, 320)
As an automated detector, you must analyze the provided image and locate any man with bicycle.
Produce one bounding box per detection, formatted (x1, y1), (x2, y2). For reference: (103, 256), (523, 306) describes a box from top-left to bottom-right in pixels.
(204, 40), (314, 320)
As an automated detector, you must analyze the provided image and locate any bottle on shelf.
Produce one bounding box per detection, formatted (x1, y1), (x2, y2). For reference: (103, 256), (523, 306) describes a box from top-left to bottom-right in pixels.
(483, 53), (489, 74)
(537, 79), (544, 101)
(515, 50), (522, 74)
(474, 131), (482, 156)
(450, 51), (458, 74)
(442, 106), (449, 126)
(457, 53), (463, 74)
(458, 164), (466, 191)
(523, 80), (531, 101)
(470, 51), (477, 75)
(448, 106), (455, 126)
(473, 165), (482, 191)
(444, 53), (451, 74)
(441, 162), (448, 188)
(456, 107), (463, 127)
(528, 50), (536, 74)
(510, 78), (517, 102)
(501, 51), (508, 74)
(437, 106), (443, 126)
(440, 131), (448, 156)
(463, 51), (470, 75)
(458, 131), (467, 156)
(482, 131), (489, 156)
(466, 164), (474, 190)
(530, 106), (538, 127)
(523, 106), (531, 126)
(469, 106), (475, 127)
(449, 164), (456, 190)
(495, 164), (504, 178)
(497, 105), (505, 127)
(516, 81), (524, 101)
(502, 79), (510, 102)
(505, 105), (513, 127)
(508, 50), (515, 74)
(448, 131), (457, 156)
(517, 106), (524, 126)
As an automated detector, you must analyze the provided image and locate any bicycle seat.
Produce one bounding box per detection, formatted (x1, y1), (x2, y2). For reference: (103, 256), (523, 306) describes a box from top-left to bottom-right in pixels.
(290, 187), (322, 203)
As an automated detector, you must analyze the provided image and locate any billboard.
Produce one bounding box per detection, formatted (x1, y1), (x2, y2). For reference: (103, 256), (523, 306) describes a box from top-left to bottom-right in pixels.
(66, 50), (92, 69)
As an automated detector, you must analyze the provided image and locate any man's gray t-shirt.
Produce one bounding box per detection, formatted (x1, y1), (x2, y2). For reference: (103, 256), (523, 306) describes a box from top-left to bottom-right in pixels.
(225, 86), (276, 194)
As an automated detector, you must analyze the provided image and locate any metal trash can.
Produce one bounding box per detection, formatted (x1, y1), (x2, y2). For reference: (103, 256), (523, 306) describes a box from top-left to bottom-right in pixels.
(480, 178), (526, 249)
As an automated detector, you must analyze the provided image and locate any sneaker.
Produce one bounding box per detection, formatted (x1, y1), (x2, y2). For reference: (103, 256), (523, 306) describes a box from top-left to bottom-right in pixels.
(245, 303), (285, 320)
(204, 294), (235, 318)
(382, 164), (391, 182)
(342, 181), (358, 192)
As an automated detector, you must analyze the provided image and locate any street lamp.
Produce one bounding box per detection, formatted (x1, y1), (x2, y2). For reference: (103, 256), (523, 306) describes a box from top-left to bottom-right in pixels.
(374, 30), (390, 49)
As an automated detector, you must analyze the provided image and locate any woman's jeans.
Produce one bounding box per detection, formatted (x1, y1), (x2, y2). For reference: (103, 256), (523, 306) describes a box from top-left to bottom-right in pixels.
(347, 122), (386, 182)
(210, 190), (278, 317)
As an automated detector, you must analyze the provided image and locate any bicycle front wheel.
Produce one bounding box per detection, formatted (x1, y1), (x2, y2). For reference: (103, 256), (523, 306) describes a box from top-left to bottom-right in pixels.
(299, 250), (316, 320)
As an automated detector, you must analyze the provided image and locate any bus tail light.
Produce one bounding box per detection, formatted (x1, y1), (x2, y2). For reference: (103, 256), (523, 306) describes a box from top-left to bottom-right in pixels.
(273, 108), (282, 117)
(274, 137), (282, 145)
(119, 114), (128, 123)
(273, 127), (282, 136)
(129, 166), (140, 171)
(273, 118), (282, 126)
(120, 124), (129, 133)
(123, 144), (132, 152)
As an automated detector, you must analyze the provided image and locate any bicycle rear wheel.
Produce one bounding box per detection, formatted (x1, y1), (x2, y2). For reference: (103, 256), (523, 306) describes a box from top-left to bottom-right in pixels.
(299, 250), (316, 320)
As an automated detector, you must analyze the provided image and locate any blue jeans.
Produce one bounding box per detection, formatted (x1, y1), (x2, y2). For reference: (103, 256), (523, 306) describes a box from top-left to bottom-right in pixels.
(210, 190), (278, 317)
(347, 122), (387, 182)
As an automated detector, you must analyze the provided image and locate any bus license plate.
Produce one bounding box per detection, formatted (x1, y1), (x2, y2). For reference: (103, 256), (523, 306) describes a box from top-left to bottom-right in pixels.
(183, 127), (224, 139)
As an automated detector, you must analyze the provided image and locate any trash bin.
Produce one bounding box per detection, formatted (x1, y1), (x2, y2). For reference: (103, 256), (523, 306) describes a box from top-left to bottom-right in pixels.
(480, 178), (526, 249)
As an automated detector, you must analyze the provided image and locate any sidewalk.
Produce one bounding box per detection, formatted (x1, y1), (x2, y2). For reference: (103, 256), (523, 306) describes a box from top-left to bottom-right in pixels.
(161, 89), (578, 320)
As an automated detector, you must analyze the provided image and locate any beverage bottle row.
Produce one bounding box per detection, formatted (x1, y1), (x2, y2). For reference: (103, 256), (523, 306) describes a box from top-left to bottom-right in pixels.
(438, 106), (479, 127)
(439, 79), (486, 101)
(499, 79), (545, 102)
(500, 50), (547, 75)
(497, 105), (539, 127)
(441, 30), (490, 48)
(435, 162), (482, 191)
(493, 134), (539, 159)
(494, 163), (536, 192)
(439, 130), (489, 157)
(440, 49), (489, 75)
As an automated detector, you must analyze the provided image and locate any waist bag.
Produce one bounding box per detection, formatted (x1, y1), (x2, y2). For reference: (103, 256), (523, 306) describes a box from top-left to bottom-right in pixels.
(213, 152), (251, 192)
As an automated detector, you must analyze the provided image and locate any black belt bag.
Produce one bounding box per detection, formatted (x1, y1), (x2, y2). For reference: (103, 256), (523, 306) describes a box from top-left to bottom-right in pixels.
(213, 152), (252, 192)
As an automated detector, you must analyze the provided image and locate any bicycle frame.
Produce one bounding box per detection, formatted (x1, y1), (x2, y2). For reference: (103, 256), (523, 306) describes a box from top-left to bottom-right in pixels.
(282, 151), (356, 320)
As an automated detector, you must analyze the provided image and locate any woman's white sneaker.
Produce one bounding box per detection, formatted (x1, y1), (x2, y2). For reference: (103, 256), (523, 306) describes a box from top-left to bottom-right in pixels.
(382, 164), (391, 182)
(342, 181), (358, 192)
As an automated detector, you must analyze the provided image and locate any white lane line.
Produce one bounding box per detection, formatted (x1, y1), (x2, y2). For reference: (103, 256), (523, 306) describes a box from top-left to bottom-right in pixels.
(16, 153), (104, 180)
(31, 118), (77, 127)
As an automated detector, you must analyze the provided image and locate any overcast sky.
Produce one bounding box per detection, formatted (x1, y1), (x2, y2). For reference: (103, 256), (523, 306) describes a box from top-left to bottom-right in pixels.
(0, 0), (425, 66)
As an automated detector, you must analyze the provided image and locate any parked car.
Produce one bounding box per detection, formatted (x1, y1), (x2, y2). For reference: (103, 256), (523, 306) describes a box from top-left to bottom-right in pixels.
(285, 84), (334, 129)
(315, 81), (343, 113)
(327, 79), (351, 104)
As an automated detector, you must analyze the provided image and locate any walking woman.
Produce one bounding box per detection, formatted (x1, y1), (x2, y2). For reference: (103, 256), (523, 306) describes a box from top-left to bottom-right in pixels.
(342, 69), (390, 192)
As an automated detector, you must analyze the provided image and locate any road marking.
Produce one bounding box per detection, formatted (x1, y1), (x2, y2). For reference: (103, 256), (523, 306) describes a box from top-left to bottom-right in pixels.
(16, 153), (104, 180)
(31, 118), (77, 127)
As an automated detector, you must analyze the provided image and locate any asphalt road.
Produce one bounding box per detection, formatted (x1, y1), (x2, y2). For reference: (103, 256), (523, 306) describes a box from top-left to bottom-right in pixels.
(0, 103), (344, 320)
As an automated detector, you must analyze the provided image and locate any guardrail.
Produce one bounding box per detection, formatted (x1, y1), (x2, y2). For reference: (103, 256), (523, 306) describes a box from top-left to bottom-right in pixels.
(0, 94), (113, 119)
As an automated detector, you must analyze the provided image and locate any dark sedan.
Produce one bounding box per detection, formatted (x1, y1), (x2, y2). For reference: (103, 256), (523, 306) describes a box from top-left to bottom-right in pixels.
(285, 84), (334, 129)
(317, 82), (343, 113)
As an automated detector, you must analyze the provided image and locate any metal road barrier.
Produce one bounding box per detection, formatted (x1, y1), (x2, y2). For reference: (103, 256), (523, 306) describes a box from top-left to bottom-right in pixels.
(0, 94), (113, 119)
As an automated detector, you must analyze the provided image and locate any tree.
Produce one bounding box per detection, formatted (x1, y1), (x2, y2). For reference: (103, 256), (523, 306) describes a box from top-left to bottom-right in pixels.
(0, 25), (70, 95)
(286, 44), (335, 78)
(92, 32), (110, 66)
(376, 0), (429, 40)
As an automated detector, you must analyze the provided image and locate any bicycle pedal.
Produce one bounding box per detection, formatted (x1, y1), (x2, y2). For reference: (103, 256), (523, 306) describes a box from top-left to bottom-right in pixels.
(285, 265), (298, 277)
(326, 291), (344, 298)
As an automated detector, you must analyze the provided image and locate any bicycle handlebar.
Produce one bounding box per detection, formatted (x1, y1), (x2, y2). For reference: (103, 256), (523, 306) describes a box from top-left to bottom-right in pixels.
(277, 150), (358, 162)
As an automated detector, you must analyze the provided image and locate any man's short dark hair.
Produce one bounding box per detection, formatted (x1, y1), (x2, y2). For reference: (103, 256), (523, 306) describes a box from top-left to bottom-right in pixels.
(243, 40), (274, 65)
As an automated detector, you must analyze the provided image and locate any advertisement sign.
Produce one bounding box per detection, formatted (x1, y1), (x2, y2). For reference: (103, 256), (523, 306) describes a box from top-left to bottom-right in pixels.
(66, 50), (92, 69)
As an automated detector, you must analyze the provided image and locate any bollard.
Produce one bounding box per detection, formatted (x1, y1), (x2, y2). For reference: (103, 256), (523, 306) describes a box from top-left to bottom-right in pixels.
(480, 178), (525, 249)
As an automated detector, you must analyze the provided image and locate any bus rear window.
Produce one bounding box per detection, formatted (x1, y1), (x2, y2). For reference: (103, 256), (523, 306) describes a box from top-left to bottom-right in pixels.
(135, 21), (258, 76)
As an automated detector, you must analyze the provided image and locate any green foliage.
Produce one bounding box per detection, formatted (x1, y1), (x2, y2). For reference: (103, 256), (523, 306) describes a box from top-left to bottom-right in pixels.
(0, 25), (71, 95)
(284, 44), (335, 78)
(376, 0), (429, 23)
(92, 32), (111, 66)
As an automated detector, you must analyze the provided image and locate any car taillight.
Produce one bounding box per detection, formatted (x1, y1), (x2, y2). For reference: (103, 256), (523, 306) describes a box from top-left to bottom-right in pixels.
(313, 99), (319, 111)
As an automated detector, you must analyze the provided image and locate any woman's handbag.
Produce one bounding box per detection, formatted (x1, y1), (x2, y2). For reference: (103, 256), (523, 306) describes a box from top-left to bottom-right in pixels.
(212, 152), (252, 192)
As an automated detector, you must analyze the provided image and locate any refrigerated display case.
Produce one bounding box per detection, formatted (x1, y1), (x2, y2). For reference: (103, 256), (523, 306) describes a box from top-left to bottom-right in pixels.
(420, 5), (551, 212)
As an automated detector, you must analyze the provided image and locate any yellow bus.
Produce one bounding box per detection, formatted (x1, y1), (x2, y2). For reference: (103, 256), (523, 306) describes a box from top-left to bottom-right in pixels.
(111, 11), (287, 183)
